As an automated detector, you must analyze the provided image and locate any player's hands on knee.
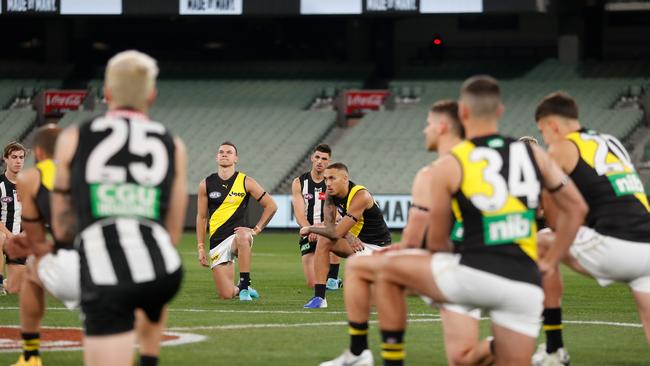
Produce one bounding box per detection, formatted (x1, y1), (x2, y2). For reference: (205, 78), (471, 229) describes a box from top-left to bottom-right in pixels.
(346, 235), (364, 252)
(299, 226), (311, 236)
(5, 232), (32, 259)
(197, 243), (209, 267)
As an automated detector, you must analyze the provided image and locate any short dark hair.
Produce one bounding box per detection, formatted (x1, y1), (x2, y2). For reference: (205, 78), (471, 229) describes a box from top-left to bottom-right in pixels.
(4, 141), (26, 159)
(535, 91), (579, 121)
(326, 162), (348, 173)
(313, 143), (332, 156)
(33, 124), (61, 158)
(220, 141), (238, 155)
(431, 99), (465, 139)
(460, 75), (501, 118)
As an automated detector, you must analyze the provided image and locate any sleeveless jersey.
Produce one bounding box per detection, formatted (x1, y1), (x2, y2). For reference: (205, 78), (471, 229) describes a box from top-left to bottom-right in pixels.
(0, 173), (21, 234)
(35, 159), (55, 229)
(205, 171), (250, 248)
(566, 128), (650, 242)
(331, 181), (391, 246)
(451, 135), (542, 286)
(70, 111), (181, 288)
(298, 171), (326, 225)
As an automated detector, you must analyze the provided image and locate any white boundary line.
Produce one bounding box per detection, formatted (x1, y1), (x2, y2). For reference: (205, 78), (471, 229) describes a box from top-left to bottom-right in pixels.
(166, 318), (644, 331)
(0, 319), (641, 332)
(0, 306), (438, 317)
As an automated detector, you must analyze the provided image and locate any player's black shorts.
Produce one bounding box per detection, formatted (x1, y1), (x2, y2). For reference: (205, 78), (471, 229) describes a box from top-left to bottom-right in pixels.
(4, 253), (26, 265)
(81, 268), (183, 336)
(299, 236), (317, 256)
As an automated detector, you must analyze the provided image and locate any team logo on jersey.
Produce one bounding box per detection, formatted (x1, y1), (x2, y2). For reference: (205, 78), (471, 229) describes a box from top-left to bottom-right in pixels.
(303, 193), (314, 200)
(229, 192), (246, 198)
(1, 196), (12, 203)
(90, 183), (161, 220)
(209, 191), (222, 199)
(318, 192), (326, 200)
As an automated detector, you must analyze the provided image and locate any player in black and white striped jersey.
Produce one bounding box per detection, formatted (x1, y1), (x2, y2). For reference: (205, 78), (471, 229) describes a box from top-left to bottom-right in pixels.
(51, 50), (188, 366)
(0, 141), (26, 295)
(291, 144), (342, 289)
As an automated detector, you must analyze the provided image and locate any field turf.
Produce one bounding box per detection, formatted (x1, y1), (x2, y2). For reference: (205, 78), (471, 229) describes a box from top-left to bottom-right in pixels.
(0, 232), (648, 365)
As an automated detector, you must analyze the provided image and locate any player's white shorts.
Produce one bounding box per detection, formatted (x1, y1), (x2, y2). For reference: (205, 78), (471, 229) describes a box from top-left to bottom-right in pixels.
(570, 226), (650, 293)
(37, 249), (80, 309)
(352, 243), (383, 257)
(210, 233), (254, 269)
(431, 252), (543, 338)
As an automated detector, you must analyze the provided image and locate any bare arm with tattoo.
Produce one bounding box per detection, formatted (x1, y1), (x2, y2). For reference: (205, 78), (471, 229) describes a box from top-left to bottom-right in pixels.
(51, 126), (79, 244)
(300, 195), (339, 240)
(300, 191), (370, 249)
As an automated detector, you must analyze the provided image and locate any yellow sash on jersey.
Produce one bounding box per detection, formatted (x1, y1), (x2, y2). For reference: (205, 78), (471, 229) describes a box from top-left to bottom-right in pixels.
(452, 141), (537, 260)
(36, 159), (56, 191)
(208, 172), (247, 238)
(566, 132), (650, 212)
(346, 185), (367, 238)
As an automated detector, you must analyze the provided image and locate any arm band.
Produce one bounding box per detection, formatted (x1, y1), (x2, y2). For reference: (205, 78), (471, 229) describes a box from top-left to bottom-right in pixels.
(345, 213), (358, 222)
(548, 176), (569, 194)
(54, 239), (73, 249)
(257, 191), (267, 202)
(411, 204), (429, 212)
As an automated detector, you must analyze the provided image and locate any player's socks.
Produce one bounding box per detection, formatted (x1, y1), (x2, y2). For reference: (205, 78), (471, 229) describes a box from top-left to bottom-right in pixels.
(22, 332), (40, 361)
(328, 264), (340, 279)
(238, 272), (251, 292)
(140, 354), (158, 366)
(543, 307), (564, 353)
(348, 321), (368, 356)
(315, 284), (326, 299)
(380, 330), (404, 366)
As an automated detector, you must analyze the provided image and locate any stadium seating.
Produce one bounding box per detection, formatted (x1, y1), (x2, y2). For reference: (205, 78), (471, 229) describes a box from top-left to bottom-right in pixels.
(60, 72), (367, 192)
(0, 109), (38, 142)
(334, 59), (646, 193)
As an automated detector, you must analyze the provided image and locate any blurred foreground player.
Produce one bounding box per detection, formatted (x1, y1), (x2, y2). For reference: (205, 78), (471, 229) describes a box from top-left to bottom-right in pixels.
(51, 50), (187, 366)
(534, 91), (650, 365)
(320, 100), (465, 366)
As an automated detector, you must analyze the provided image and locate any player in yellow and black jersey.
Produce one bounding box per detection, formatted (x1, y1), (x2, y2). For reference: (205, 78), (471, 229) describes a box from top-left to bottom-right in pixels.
(533, 92), (650, 363)
(372, 76), (587, 366)
(5, 125), (82, 366)
(300, 162), (391, 309)
(196, 141), (277, 301)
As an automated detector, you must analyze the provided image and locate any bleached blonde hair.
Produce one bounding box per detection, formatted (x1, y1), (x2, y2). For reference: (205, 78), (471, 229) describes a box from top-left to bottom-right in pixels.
(104, 50), (159, 110)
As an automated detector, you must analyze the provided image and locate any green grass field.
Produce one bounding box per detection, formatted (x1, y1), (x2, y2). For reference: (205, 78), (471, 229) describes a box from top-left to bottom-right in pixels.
(0, 232), (648, 365)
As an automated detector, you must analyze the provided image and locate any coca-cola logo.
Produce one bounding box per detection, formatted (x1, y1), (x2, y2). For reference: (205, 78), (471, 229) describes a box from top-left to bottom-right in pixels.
(46, 94), (84, 107)
(347, 94), (385, 107)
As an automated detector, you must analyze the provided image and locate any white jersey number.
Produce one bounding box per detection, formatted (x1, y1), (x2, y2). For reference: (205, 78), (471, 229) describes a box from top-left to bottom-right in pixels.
(581, 133), (634, 176)
(469, 142), (540, 211)
(85, 117), (169, 186)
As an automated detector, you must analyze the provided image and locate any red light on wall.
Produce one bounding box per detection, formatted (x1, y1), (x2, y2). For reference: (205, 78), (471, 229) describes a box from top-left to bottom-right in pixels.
(433, 38), (442, 46)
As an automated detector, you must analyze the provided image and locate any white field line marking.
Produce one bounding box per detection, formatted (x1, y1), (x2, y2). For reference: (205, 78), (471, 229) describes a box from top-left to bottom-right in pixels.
(167, 318), (644, 331)
(0, 307), (437, 317)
